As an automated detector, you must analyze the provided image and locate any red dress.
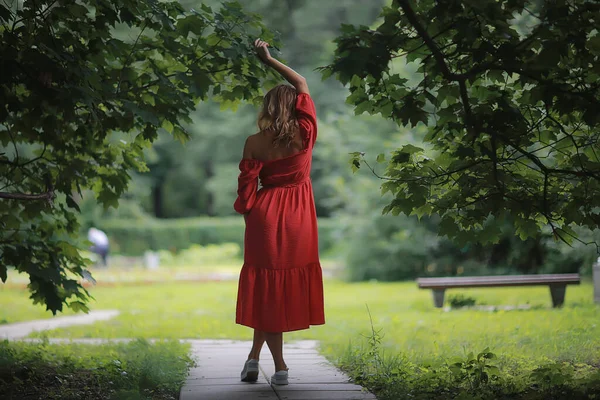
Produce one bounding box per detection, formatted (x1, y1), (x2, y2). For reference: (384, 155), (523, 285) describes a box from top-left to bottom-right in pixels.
(233, 93), (325, 333)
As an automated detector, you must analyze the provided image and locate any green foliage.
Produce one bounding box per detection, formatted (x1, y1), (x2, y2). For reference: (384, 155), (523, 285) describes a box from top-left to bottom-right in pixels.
(157, 243), (241, 266)
(345, 213), (598, 281)
(99, 217), (340, 255)
(345, 215), (438, 281)
(0, 0), (278, 313)
(0, 339), (193, 399)
(139, 102), (257, 218)
(448, 348), (500, 389)
(447, 294), (478, 308)
(341, 310), (409, 394)
(100, 217), (244, 255)
(337, 325), (600, 400)
(326, 0), (600, 245)
(103, 0), (391, 220)
(530, 362), (575, 391)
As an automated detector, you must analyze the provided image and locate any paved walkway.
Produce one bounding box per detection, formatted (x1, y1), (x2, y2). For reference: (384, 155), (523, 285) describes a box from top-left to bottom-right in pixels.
(0, 310), (119, 339)
(0, 315), (376, 399)
(181, 340), (376, 400)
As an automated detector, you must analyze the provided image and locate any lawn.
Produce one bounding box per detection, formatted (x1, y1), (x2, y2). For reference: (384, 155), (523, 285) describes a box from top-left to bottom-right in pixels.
(3, 273), (599, 399)
(1, 277), (598, 368)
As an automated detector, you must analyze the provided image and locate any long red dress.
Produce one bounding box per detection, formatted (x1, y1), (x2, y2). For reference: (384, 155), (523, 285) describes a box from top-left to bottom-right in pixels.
(233, 93), (325, 333)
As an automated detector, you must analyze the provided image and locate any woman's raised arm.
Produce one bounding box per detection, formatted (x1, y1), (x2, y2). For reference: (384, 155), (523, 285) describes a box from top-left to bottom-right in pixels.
(254, 39), (309, 94)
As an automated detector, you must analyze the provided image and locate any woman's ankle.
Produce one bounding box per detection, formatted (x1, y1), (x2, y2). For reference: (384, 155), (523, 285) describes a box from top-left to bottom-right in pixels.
(274, 362), (288, 372)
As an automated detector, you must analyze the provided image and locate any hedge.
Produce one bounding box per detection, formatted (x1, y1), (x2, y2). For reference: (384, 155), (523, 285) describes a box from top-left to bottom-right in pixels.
(98, 217), (341, 256)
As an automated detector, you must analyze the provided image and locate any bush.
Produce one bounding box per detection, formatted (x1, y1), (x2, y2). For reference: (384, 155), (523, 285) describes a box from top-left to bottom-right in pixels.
(448, 294), (478, 308)
(158, 243), (241, 266)
(98, 217), (340, 256)
(345, 214), (598, 281)
(345, 215), (441, 281)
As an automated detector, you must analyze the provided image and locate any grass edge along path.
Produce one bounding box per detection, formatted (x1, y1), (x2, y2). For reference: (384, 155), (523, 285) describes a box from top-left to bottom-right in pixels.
(0, 338), (193, 400)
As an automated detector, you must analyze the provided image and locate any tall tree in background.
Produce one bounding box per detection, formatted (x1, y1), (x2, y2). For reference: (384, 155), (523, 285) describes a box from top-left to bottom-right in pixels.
(326, 0), (600, 246)
(0, 0), (277, 313)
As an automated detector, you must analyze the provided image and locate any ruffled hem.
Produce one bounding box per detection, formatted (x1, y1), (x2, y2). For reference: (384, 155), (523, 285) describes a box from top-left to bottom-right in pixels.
(236, 262), (325, 333)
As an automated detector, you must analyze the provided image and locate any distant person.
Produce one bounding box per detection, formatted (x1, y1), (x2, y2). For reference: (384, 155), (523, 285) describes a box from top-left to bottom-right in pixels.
(233, 39), (325, 386)
(88, 227), (109, 267)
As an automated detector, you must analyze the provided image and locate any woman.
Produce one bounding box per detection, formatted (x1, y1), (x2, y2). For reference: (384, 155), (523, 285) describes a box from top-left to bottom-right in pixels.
(233, 39), (325, 386)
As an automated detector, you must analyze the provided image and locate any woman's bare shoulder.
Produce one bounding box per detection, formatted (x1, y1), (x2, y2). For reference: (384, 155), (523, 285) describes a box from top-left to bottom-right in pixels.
(250, 131), (275, 144)
(243, 132), (267, 157)
(246, 132), (263, 146)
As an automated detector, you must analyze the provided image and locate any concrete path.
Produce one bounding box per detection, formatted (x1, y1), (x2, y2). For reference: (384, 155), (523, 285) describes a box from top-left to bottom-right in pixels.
(0, 310), (119, 339)
(181, 340), (376, 400)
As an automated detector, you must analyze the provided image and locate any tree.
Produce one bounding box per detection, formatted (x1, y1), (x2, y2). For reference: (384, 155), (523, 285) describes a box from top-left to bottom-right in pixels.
(143, 102), (256, 218)
(325, 0), (600, 248)
(0, 0), (277, 313)
(97, 0), (390, 219)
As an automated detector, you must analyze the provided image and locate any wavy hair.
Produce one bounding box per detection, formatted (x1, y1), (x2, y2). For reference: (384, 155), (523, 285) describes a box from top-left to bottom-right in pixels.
(257, 84), (299, 148)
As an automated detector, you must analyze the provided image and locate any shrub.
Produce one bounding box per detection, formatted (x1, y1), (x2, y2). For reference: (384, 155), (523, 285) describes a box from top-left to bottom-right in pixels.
(345, 214), (597, 281)
(158, 243), (241, 266)
(344, 215), (439, 281)
(97, 217), (340, 256)
(448, 294), (478, 308)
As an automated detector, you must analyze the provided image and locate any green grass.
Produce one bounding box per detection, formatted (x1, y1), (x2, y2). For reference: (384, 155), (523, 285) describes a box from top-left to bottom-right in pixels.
(0, 290), (80, 324)
(1, 279), (598, 367)
(0, 338), (193, 400)
(2, 276), (599, 398)
(0, 263), (247, 324)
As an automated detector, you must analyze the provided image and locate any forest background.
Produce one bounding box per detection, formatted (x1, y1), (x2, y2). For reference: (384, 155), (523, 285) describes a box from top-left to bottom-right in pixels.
(77, 0), (599, 281)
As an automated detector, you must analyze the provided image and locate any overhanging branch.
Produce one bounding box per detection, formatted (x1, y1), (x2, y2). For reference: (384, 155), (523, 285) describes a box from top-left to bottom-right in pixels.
(397, 0), (455, 81)
(0, 190), (54, 201)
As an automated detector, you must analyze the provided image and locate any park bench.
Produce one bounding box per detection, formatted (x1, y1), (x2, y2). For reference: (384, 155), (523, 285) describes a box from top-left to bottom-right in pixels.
(417, 274), (580, 308)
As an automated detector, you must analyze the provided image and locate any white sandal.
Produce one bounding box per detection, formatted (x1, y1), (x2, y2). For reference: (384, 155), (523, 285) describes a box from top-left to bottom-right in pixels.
(241, 359), (259, 382)
(270, 370), (289, 385)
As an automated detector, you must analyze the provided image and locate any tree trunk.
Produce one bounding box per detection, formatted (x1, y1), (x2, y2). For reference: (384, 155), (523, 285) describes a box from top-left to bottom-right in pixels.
(152, 182), (163, 218)
(204, 160), (215, 216)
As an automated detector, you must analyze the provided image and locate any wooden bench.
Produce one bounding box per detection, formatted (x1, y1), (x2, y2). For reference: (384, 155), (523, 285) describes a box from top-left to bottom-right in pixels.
(417, 274), (580, 308)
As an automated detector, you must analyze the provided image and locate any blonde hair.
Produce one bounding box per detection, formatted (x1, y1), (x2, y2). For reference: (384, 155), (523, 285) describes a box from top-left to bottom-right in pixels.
(257, 84), (299, 148)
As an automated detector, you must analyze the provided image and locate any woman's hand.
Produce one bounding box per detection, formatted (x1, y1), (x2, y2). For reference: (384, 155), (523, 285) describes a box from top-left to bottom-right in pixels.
(253, 37), (308, 93)
(254, 39), (273, 63)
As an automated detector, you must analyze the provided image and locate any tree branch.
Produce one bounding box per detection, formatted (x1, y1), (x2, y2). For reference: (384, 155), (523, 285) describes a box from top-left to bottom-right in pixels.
(0, 189), (54, 201)
(397, 0), (455, 81)
(116, 21), (148, 94)
(458, 79), (476, 135)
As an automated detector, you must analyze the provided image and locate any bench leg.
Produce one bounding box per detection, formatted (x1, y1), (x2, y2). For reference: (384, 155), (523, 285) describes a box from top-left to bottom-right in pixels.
(549, 284), (566, 308)
(432, 289), (446, 308)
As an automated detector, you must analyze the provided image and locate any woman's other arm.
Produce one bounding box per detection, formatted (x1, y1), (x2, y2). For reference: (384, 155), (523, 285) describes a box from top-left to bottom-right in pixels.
(254, 39), (309, 94)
